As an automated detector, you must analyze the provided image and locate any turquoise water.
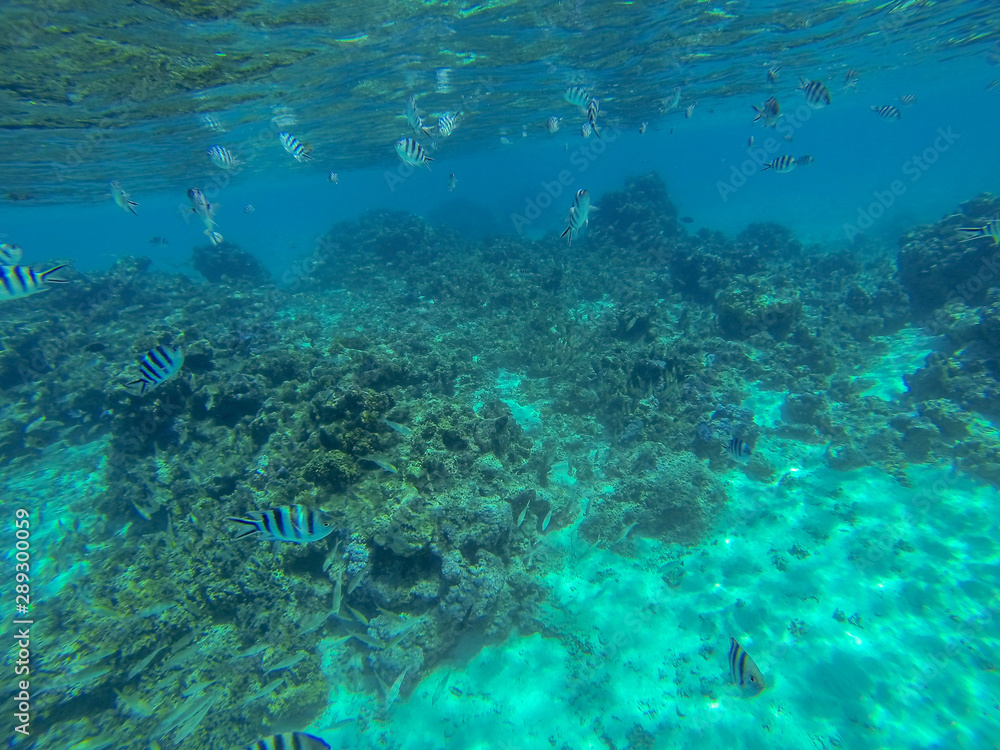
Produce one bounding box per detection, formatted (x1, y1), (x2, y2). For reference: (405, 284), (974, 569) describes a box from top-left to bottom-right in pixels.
(2, 2), (1000, 749)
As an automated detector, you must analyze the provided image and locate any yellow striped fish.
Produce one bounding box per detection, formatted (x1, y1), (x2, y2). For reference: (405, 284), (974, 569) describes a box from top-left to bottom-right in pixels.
(728, 637), (766, 694)
(0, 264), (68, 301)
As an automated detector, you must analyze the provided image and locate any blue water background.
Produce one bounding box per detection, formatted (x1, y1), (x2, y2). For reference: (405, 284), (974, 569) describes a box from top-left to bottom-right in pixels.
(1, 61), (996, 280)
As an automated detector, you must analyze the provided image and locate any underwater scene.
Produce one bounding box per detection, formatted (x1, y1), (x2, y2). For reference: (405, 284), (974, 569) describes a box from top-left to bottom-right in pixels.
(2, 1), (1000, 749)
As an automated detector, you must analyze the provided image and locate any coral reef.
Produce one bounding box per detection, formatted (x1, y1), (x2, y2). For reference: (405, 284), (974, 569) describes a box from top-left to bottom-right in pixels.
(5, 174), (999, 749)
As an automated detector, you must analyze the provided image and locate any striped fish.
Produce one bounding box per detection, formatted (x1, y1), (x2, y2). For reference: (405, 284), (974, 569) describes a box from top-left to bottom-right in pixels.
(228, 504), (334, 543)
(546, 116), (561, 133)
(587, 97), (602, 139)
(564, 85), (591, 110)
(799, 77), (831, 107)
(580, 121), (592, 139)
(241, 732), (330, 750)
(0, 264), (68, 301)
(958, 220), (1000, 245)
(110, 179), (138, 215)
(560, 189), (594, 247)
(762, 155), (796, 173)
(279, 132), (312, 162)
(899, 94), (916, 106)
(437, 111), (457, 137)
(728, 637), (766, 693)
(207, 145), (240, 170)
(0, 243), (23, 264)
(752, 97), (780, 127)
(871, 104), (901, 120)
(127, 344), (184, 395)
(405, 94), (432, 136)
(726, 437), (751, 463)
(394, 137), (433, 169)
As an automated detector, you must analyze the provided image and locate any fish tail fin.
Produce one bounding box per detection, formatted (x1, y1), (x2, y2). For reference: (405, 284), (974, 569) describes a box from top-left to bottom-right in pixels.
(40, 265), (69, 283)
(762, 164), (772, 171)
(424, 157), (433, 171)
(227, 517), (262, 539)
(127, 200), (139, 215)
(957, 227), (985, 241)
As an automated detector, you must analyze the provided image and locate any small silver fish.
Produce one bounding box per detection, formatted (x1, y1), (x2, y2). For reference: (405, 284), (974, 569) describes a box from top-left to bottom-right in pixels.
(187, 188), (216, 230)
(448, 173), (457, 191)
(517, 499), (530, 527)
(767, 65), (780, 83)
(546, 116), (562, 133)
(639, 121), (647, 135)
(685, 102), (697, 118)
(541, 507), (553, 531)
(328, 171), (339, 184)
(243, 204), (255, 214)
(361, 455), (398, 473)
(110, 180), (138, 215)
(382, 418), (412, 436)
(265, 651), (306, 673)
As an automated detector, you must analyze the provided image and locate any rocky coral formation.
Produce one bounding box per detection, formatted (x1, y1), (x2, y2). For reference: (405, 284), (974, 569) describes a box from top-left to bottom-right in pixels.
(5, 175), (1000, 749)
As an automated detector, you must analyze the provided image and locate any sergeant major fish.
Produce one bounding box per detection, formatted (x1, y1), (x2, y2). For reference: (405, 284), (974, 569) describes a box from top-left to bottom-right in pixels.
(126, 344), (184, 395)
(207, 145), (240, 170)
(395, 137), (433, 169)
(240, 732), (330, 750)
(762, 155), (796, 173)
(279, 132), (312, 162)
(561, 188), (595, 247)
(546, 116), (562, 133)
(726, 436), (752, 463)
(871, 104), (902, 120)
(564, 85), (592, 110)
(110, 180), (138, 215)
(228, 504), (334, 543)
(728, 637), (766, 694)
(799, 77), (831, 107)
(437, 111), (457, 137)
(587, 97), (602, 139)
(0, 264), (69, 302)
(405, 94), (432, 137)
